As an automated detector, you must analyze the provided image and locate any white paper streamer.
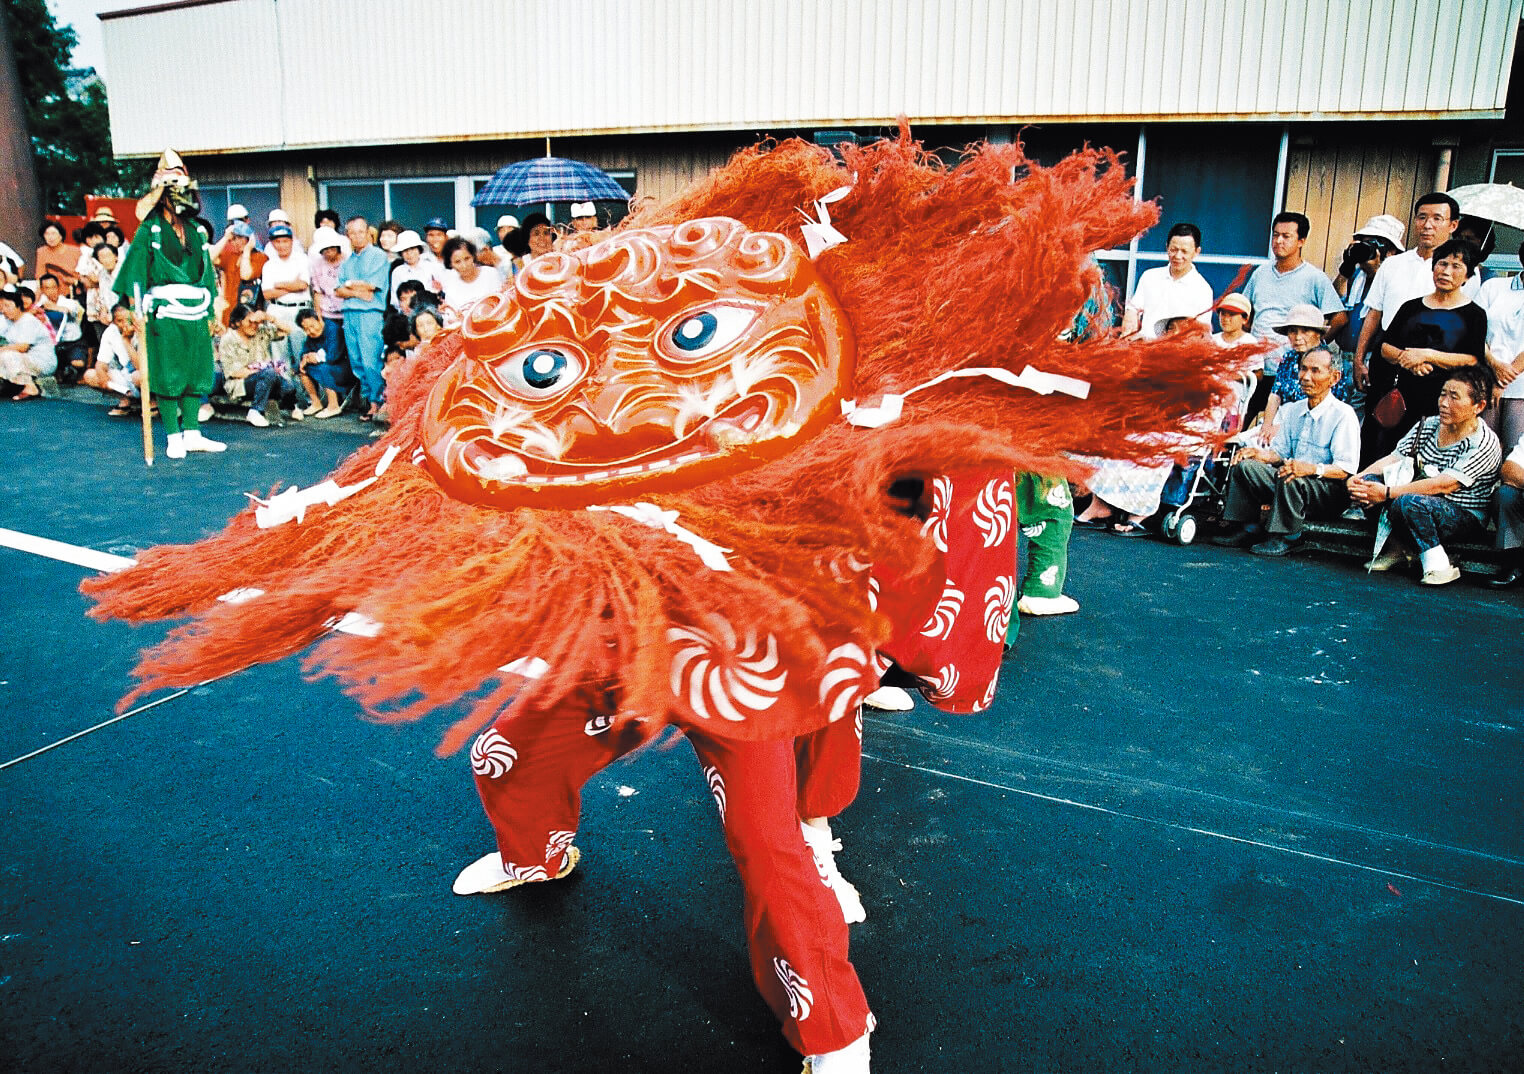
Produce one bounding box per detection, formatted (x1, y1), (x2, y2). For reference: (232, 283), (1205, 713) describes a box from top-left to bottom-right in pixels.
(499, 657), (549, 679)
(250, 444), (404, 528)
(841, 365), (1091, 429)
(586, 502), (733, 571)
(798, 184), (853, 260)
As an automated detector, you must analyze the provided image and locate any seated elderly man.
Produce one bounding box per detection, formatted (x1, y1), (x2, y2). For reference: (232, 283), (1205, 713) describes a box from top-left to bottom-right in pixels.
(1212, 347), (1360, 556)
(1491, 432), (1524, 588)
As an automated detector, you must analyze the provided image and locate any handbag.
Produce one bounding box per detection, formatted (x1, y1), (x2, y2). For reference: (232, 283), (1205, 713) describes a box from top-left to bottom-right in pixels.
(1371, 388), (1406, 428)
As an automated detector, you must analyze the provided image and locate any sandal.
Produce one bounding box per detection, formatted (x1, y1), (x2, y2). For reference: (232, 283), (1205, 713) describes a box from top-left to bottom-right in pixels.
(1110, 519), (1150, 537)
(108, 404), (132, 417)
(1073, 515), (1113, 530)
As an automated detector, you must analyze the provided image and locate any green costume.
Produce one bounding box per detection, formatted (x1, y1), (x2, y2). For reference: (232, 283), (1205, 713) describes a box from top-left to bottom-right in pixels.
(109, 148), (222, 448)
(113, 209), (216, 434)
(1006, 474), (1075, 644)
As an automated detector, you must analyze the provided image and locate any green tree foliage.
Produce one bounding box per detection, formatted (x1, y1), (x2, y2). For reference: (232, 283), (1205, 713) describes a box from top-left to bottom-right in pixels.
(3, 0), (150, 214)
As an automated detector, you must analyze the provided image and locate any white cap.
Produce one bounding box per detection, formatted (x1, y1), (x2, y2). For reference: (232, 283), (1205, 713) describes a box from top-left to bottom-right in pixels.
(226, 203), (249, 222)
(496, 214), (520, 230)
(392, 229), (426, 254)
(268, 208), (291, 224)
(570, 201), (596, 218)
(311, 226), (345, 253)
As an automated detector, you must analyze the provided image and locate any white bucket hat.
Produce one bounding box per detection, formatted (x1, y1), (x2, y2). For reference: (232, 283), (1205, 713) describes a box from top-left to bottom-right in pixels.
(1353, 214), (1406, 252)
(392, 229), (426, 254)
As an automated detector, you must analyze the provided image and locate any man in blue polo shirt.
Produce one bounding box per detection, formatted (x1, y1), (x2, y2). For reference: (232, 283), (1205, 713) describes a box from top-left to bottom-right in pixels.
(335, 216), (390, 421)
(1242, 211), (1347, 415)
(1244, 212), (1349, 349)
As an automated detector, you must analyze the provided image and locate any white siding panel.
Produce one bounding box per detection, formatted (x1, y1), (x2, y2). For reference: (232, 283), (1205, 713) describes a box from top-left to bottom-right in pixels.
(104, 0), (1524, 157)
(102, 0), (281, 153)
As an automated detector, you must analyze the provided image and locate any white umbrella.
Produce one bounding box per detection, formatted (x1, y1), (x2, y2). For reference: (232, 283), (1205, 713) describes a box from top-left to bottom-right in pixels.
(1448, 183), (1524, 230)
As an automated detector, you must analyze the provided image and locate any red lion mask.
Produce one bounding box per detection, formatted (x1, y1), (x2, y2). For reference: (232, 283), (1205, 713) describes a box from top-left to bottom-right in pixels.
(423, 218), (854, 508)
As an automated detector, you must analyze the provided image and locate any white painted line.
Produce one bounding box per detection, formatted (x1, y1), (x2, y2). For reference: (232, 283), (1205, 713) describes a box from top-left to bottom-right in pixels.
(0, 527), (136, 573)
(863, 752), (1524, 909)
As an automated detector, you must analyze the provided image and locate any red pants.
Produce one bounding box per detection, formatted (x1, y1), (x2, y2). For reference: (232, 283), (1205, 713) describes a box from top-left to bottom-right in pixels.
(470, 696), (871, 1055)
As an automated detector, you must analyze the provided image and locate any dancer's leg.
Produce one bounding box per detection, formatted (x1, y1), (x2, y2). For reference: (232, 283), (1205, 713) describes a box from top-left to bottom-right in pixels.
(688, 730), (873, 1058)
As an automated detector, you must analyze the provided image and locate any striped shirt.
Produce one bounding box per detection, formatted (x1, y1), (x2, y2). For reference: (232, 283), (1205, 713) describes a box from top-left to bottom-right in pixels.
(1395, 416), (1503, 517)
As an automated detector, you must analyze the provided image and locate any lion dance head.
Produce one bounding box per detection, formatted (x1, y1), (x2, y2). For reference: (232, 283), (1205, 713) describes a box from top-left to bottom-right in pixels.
(424, 218), (854, 508)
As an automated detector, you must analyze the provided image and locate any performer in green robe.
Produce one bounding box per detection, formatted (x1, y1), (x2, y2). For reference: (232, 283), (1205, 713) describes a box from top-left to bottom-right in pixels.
(113, 149), (225, 460)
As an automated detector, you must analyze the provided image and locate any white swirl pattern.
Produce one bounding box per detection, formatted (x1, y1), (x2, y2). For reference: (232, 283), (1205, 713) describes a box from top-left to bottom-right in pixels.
(773, 957), (814, 1021)
(704, 764), (727, 823)
(922, 476), (953, 552)
(920, 580), (965, 639)
(978, 672), (999, 712)
(926, 663), (960, 701)
(972, 476), (1014, 548)
(504, 862), (549, 883)
(867, 575), (880, 612)
(668, 619), (788, 722)
(470, 729), (518, 779)
(584, 714), (614, 736)
(819, 644), (871, 724)
(546, 829), (576, 867)
(983, 575), (1016, 645)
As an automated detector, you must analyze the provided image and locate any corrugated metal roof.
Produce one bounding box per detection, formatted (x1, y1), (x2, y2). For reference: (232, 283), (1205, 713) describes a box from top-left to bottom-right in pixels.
(104, 0), (1524, 156)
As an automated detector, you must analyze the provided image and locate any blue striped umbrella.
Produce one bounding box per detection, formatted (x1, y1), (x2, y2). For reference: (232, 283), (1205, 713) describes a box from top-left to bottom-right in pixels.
(471, 157), (630, 207)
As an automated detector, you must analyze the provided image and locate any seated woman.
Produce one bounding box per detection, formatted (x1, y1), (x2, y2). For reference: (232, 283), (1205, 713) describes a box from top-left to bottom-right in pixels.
(1256, 303), (1349, 441)
(218, 304), (301, 426)
(81, 303), (146, 414)
(0, 287), (56, 399)
(1349, 364), (1502, 585)
(1362, 239), (1487, 464)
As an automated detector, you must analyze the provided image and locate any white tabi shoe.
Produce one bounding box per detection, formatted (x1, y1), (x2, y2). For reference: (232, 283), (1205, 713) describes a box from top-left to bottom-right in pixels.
(197, 402), (214, 422)
(803, 1030), (872, 1073)
(801, 821), (866, 924)
(861, 686), (913, 712)
(452, 846), (580, 895)
(183, 429), (227, 452)
(1017, 593), (1080, 616)
(164, 432), (186, 460)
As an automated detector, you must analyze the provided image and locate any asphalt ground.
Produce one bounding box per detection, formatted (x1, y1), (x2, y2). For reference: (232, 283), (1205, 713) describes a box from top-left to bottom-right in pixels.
(2, 398), (1522, 1073)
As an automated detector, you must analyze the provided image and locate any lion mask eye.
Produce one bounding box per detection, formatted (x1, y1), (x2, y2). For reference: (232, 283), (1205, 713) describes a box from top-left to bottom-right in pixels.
(491, 346), (585, 400)
(659, 304), (760, 361)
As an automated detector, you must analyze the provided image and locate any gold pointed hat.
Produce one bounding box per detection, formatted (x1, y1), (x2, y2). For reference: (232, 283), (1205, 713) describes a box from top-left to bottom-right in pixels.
(136, 148), (194, 219)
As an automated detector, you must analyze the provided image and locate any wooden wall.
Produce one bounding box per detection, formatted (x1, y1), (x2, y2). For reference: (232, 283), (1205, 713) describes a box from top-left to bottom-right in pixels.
(1284, 141), (1438, 276)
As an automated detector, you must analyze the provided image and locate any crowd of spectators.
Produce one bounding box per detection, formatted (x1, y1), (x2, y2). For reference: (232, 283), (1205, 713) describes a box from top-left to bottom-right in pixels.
(1077, 191), (1523, 589)
(0, 199), (597, 424)
(2, 191), (1521, 588)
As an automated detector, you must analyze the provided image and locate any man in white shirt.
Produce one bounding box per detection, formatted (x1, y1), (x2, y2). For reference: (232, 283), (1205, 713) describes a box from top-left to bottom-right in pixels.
(1475, 243), (1524, 454)
(1122, 222), (1213, 339)
(1212, 348), (1360, 556)
(1352, 192), (1480, 391)
(267, 208), (306, 257)
(260, 223), (312, 362)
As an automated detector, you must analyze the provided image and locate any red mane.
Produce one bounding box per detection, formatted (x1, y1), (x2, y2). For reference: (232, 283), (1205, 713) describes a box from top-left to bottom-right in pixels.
(83, 128), (1246, 752)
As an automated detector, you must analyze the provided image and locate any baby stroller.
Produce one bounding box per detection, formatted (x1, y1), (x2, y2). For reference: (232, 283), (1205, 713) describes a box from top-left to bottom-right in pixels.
(1156, 369), (1257, 545)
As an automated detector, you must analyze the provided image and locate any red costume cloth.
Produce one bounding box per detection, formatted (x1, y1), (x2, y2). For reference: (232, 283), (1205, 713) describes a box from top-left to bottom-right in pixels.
(470, 699), (871, 1054)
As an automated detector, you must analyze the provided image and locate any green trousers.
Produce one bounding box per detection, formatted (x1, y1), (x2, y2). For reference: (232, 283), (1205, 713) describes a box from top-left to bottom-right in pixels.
(1007, 473), (1075, 644)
